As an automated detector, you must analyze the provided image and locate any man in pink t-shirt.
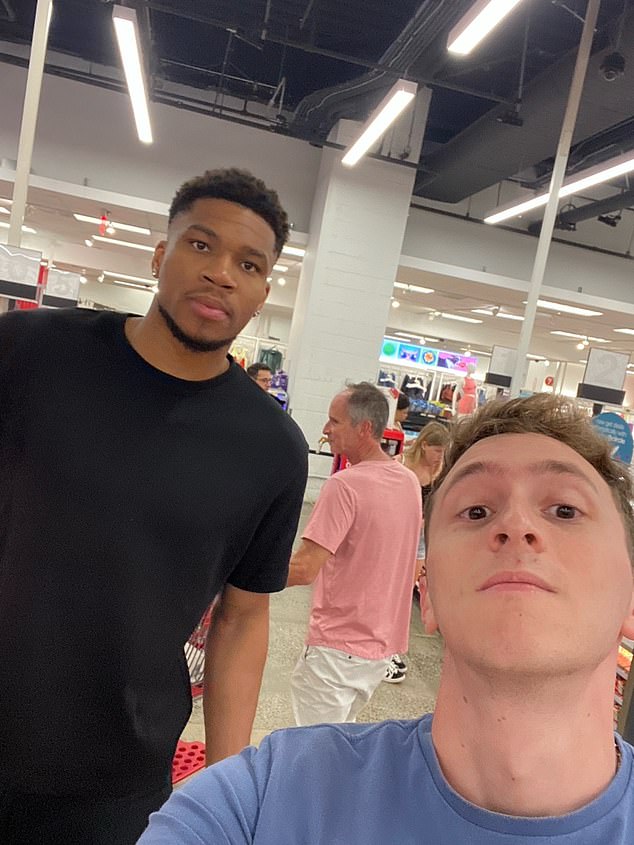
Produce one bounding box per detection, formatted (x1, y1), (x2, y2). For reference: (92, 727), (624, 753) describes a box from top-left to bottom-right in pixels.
(287, 382), (422, 725)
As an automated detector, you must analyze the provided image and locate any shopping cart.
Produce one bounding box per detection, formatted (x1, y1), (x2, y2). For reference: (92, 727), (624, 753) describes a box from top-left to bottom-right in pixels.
(184, 600), (217, 692)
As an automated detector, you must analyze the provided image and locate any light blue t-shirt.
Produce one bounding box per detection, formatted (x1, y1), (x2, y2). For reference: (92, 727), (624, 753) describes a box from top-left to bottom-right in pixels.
(139, 714), (634, 844)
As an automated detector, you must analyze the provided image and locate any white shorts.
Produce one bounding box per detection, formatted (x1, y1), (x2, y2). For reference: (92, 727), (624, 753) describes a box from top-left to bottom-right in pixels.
(290, 645), (389, 726)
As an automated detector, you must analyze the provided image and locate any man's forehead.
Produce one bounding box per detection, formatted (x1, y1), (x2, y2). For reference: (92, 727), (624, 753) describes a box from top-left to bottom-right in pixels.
(442, 432), (602, 489)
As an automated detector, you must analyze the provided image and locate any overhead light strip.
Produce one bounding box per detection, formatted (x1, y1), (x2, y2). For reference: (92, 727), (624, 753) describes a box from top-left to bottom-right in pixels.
(485, 150), (634, 225)
(112, 279), (157, 292)
(282, 245), (305, 257)
(440, 312), (483, 324)
(0, 221), (36, 234)
(614, 328), (634, 335)
(73, 213), (151, 235)
(394, 281), (434, 294)
(93, 234), (154, 252)
(102, 270), (155, 284)
(342, 79), (417, 167)
(112, 5), (153, 144)
(448, 0), (525, 55)
(551, 330), (610, 342)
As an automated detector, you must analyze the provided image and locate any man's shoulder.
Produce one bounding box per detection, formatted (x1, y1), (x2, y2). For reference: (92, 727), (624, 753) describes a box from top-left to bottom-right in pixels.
(0, 306), (121, 340)
(229, 369), (307, 453)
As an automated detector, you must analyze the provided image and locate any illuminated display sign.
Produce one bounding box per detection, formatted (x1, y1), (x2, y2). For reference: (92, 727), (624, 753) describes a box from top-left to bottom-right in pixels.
(381, 337), (476, 373)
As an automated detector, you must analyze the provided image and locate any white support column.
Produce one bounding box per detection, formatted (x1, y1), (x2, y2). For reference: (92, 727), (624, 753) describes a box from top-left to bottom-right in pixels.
(510, 0), (602, 396)
(286, 91), (431, 449)
(8, 0), (53, 247)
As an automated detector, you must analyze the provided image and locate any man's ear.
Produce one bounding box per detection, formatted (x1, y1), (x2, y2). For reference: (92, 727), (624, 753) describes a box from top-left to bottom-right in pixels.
(621, 586), (634, 640)
(420, 570), (439, 635)
(152, 240), (167, 277)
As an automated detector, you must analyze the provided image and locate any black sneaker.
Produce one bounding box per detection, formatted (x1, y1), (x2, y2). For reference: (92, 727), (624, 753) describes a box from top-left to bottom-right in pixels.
(384, 659), (406, 684)
(391, 653), (407, 673)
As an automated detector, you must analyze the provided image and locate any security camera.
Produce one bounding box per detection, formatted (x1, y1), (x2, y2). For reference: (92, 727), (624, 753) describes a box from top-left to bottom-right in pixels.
(599, 52), (625, 82)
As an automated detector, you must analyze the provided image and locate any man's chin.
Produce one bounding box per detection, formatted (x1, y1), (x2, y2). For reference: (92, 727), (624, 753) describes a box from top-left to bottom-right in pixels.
(158, 303), (235, 353)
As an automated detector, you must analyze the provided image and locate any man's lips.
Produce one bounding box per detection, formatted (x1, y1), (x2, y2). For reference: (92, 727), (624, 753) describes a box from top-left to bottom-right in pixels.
(189, 296), (231, 321)
(478, 571), (555, 592)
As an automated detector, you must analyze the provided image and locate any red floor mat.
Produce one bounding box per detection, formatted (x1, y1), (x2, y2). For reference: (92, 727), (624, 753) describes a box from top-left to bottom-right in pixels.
(172, 741), (206, 784)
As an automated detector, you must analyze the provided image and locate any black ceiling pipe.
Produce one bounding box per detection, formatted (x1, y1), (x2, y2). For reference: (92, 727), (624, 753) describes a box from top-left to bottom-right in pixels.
(528, 187), (634, 234)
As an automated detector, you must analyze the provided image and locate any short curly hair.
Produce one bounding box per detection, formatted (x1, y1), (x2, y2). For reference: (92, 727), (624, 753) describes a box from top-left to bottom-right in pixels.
(169, 168), (290, 256)
(425, 393), (634, 562)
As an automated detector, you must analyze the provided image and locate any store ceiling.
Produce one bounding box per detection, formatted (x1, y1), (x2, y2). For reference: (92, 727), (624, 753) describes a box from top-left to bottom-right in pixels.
(0, 1), (633, 367)
(2, 0), (634, 252)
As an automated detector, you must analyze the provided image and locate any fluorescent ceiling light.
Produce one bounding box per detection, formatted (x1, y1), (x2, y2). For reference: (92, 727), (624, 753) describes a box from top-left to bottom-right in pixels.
(112, 5), (153, 144)
(102, 270), (154, 284)
(535, 298), (602, 317)
(448, 0), (525, 55)
(551, 330), (609, 342)
(0, 198), (12, 205)
(113, 279), (157, 292)
(394, 281), (434, 294)
(282, 245), (305, 257)
(73, 213), (151, 235)
(471, 308), (523, 321)
(394, 331), (441, 343)
(93, 234), (154, 252)
(614, 328), (634, 335)
(273, 264), (289, 272)
(0, 221), (36, 234)
(391, 299), (400, 308)
(342, 79), (417, 167)
(0, 206), (8, 215)
(485, 150), (634, 225)
(440, 312), (483, 323)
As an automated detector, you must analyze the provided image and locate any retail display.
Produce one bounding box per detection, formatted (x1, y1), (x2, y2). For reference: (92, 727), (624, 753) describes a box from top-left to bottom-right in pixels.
(616, 637), (634, 742)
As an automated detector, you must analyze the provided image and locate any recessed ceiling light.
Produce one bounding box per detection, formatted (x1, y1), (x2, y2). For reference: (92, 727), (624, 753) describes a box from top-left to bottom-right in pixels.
(282, 245), (305, 257)
(84, 238), (93, 247)
(93, 234), (154, 252)
(74, 213), (151, 235)
(79, 276), (87, 285)
(0, 221), (36, 234)
(102, 270), (155, 284)
(391, 299), (400, 309)
(614, 328), (634, 335)
(277, 277), (286, 286)
(440, 312), (483, 324)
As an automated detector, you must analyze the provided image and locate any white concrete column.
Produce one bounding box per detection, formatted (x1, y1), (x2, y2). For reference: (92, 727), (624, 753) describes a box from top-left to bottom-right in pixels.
(287, 90), (430, 449)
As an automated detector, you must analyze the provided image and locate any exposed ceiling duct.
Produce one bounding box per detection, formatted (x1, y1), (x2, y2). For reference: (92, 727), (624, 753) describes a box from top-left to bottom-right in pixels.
(415, 10), (634, 203)
(289, 0), (473, 140)
(528, 187), (634, 233)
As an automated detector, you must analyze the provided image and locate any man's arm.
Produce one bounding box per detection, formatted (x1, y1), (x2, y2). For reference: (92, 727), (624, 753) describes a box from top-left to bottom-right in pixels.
(203, 583), (269, 765)
(286, 539), (332, 587)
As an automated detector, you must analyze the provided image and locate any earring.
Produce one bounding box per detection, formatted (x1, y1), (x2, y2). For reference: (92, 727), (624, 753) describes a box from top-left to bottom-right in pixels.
(253, 309), (261, 317)
(152, 268), (158, 278)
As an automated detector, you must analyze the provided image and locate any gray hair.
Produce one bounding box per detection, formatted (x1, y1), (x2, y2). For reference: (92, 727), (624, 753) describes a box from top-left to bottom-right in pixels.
(345, 382), (389, 440)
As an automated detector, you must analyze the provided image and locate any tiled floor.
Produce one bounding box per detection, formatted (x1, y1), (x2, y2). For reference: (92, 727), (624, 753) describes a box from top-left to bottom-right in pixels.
(181, 505), (444, 748)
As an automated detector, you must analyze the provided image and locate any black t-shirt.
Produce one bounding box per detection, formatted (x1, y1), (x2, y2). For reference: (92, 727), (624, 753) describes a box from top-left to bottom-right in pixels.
(0, 308), (308, 797)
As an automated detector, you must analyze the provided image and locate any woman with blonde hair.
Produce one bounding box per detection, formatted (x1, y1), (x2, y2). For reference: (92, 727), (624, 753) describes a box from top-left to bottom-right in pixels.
(385, 421), (450, 684)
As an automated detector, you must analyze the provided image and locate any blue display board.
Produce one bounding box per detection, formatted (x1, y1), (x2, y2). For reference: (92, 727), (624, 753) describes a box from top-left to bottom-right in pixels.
(592, 413), (634, 464)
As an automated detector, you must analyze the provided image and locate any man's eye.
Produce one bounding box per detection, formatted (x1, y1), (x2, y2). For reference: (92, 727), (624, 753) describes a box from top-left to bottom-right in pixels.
(192, 240), (208, 251)
(549, 504), (579, 520)
(459, 505), (490, 520)
(241, 261), (260, 273)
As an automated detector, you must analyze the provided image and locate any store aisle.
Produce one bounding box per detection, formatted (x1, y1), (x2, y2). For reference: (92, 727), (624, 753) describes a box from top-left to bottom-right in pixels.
(181, 505), (443, 747)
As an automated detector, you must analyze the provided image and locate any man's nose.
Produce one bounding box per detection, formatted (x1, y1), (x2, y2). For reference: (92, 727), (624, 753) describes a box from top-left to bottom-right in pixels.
(488, 502), (544, 551)
(202, 253), (237, 289)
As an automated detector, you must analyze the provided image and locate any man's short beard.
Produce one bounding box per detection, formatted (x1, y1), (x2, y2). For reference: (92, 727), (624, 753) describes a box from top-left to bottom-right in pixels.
(158, 302), (235, 353)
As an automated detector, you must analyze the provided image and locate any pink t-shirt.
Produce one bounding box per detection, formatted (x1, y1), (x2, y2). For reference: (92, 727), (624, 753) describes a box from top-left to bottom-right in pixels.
(303, 459), (422, 660)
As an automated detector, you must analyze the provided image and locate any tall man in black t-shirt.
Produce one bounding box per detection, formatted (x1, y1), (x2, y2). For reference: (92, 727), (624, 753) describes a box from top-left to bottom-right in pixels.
(0, 169), (308, 844)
